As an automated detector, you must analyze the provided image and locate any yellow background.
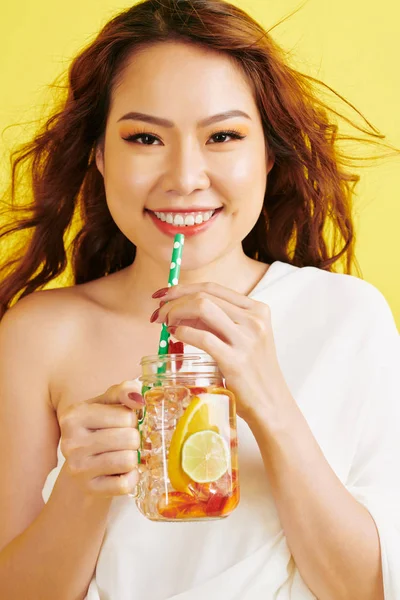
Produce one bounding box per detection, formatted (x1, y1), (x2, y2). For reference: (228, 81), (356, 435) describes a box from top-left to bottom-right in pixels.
(1, 0), (399, 327)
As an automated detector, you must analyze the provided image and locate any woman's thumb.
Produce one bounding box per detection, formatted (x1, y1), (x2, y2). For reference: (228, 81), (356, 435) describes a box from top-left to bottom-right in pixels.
(87, 379), (145, 410)
(121, 379), (146, 410)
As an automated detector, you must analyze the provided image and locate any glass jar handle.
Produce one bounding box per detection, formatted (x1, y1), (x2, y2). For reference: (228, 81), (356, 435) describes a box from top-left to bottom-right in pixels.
(128, 485), (139, 499)
(128, 404), (146, 499)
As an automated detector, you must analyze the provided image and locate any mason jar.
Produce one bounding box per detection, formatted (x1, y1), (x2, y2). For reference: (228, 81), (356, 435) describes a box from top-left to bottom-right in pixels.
(134, 353), (240, 522)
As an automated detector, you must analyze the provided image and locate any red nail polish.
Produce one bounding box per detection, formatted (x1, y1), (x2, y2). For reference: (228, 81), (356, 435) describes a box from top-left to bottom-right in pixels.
(150, 308), (160, 323)
(152, 287), (169, 299)
(167, 326), (177, 335)
(128, 392), (145, 404)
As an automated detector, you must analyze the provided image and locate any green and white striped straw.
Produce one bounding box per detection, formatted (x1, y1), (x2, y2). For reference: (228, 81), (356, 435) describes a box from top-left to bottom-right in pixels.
(157, 232), (185, 364)
(139, 233), (185, 458)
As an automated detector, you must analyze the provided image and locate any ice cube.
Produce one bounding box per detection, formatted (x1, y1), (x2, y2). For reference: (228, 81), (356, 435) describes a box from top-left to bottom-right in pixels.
(142, 437), (153, 451)
(163, 387), (189, 416)
(147, 478), (172, 518)
(149, 431), (162, 448)
(188, 481), (212, 502)
(147, 454), (163, 470)
(214, 471), (233, 496)
(137, 468), (149, 496)
(149, 466), (165, 483)
(144, 488), (160, 518)
(162, 428), (175, 447)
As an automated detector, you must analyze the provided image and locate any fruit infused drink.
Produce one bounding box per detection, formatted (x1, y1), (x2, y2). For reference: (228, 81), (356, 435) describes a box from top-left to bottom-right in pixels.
(136, 353), (240, 522)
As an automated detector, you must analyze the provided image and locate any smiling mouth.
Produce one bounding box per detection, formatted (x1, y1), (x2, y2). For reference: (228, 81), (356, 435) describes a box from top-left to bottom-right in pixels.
(146, 207), (223, 227)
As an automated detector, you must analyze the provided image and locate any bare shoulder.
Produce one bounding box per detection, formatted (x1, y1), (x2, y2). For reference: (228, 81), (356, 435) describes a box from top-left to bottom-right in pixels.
(2, 272), (118, 332)
(1, 278), (112, 392)
(2, 285), (91, 352)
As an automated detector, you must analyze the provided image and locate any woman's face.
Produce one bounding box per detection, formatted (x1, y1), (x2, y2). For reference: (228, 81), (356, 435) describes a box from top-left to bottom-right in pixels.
(96, 41), (274, 270)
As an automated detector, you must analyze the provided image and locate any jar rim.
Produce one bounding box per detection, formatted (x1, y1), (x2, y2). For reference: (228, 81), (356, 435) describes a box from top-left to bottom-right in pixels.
(140, 353), (217, 367)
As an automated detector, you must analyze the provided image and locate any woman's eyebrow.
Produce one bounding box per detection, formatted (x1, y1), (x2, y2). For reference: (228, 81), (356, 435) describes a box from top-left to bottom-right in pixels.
(117, 109), (252, 128)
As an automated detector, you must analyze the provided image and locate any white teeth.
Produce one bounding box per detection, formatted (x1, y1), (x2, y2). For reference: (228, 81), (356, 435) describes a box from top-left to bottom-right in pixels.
(184, 215), (195, 226)
(152, 209), (218, 226)
(173, 214), (185, 226)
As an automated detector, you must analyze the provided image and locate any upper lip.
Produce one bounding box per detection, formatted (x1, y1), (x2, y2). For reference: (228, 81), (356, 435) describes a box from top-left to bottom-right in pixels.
(146, 207), (223, 213)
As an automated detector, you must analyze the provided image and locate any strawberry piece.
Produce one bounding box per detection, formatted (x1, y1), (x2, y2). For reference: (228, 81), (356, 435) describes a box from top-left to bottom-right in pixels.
(182, 503), (208, 518)
(205, 492), (227, 517)
(158, 491), (209, 519)
(168, 340), (184, 371)
(168, 340), (184, 354)
(187, 386), (209, 396)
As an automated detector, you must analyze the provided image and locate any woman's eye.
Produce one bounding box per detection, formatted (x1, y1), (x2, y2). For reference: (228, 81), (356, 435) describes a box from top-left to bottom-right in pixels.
(122, 130), (246, 145)
(124, 133), (160, 145)
(209, 131), (246, 143)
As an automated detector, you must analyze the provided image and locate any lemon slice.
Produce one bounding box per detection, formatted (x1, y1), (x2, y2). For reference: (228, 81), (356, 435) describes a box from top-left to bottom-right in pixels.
(181, 430), (230, 483)
(168, 392), (230, 493)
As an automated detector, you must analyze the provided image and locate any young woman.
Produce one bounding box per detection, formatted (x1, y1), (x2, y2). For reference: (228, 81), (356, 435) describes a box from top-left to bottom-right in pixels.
(0, 1), (398, 599)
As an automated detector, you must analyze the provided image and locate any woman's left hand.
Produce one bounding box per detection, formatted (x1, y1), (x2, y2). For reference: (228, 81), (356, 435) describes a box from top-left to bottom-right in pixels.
(152, 282), (294, 425)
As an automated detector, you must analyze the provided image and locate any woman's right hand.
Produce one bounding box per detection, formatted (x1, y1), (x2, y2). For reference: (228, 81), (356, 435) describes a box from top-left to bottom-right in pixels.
(59, 380), (145, 498)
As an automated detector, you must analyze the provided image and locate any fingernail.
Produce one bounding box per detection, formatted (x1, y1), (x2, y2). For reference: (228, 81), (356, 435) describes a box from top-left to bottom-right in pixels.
(128, 392), (145, 404)
(159, 300), (167, 307)
(167, 326), (177, 334)
(152, 287), (169, 299)
(150, 308), (160, 323)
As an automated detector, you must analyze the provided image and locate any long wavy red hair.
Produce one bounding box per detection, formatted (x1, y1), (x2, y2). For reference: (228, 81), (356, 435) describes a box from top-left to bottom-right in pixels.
(0, 0), (397, 320)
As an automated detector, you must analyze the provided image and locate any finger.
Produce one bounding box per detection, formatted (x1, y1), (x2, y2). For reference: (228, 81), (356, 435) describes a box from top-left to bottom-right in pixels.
(86, 380), (145, 411)
(159, 295), (240, 344)
(158, 293), (245, 324)
(88, 427), (141, 454)
(155, 281), (255, 310)
(83, 404), (138, 430)
(90, 468), (140, 497)
(61, 427), (141, 469)
(86, 449), (138, 478)
(169, 324), (228, 364)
